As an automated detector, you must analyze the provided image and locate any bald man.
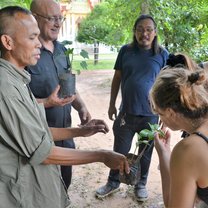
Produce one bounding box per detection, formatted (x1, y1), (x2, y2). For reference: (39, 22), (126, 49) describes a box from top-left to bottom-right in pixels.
(0, 6), (129, 208)
(27, 0), (91, 189)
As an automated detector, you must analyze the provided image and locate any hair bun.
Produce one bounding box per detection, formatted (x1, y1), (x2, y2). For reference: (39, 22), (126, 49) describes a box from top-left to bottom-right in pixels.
(188, 72), (200, 84)
(167, 54), (186, 67)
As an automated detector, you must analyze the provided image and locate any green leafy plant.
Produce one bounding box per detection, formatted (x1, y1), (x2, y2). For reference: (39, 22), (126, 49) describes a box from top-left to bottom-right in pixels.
(136, 123), (165, 146)
(120, 123), (165, 186)
(130, 123), (165, 160)
(61, 40), (89, 74)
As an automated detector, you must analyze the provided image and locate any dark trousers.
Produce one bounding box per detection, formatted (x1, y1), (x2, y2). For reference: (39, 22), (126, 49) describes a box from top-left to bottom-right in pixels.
(55, 139), (75, 189)
(108, 112), (158, 189)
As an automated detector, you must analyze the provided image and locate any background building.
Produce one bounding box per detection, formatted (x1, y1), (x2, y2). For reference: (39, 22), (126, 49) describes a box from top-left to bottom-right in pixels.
(59, 0), (101, 53)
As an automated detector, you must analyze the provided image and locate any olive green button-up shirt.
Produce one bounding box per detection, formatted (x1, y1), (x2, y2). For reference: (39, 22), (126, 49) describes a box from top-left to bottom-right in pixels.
(0, 58), (70, 208)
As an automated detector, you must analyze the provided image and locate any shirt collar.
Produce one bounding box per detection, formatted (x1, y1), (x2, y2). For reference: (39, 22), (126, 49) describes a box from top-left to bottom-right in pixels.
(0, 58), (31, 84)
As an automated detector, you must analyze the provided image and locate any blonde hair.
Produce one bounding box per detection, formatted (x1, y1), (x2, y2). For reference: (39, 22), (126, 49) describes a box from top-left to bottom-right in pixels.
(150, 67), (208, 118)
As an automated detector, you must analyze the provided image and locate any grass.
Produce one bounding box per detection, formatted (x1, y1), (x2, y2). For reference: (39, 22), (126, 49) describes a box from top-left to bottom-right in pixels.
(72, 53), (117, 71)
(73, 59), (115, 70)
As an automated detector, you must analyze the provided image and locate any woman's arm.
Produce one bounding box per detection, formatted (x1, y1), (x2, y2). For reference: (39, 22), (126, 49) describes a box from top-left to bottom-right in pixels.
(154, 130), (172, 205)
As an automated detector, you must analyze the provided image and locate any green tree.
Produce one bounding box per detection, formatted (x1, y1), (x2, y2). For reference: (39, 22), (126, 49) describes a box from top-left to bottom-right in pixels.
(0, 0), (31, 8)
(77, 0), (208, 61)
(76, 3), (111, 64)
(150, 0), (208, 60)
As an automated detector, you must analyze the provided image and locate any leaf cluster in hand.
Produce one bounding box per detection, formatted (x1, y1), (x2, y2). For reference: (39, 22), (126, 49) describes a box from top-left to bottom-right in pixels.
(136, 123), (165, 146)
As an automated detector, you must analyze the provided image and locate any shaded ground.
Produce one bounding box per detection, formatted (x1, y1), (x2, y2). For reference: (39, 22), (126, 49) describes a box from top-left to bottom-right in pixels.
(68, 70), (182, 208)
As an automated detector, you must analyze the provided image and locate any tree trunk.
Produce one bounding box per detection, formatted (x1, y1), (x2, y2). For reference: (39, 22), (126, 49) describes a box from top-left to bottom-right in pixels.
(94, 41), (99, 65)
(141, 0), (149, 14)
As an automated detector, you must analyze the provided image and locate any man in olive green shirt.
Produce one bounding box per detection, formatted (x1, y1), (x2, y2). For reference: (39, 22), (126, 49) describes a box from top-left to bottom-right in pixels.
(0, 6), (129, 208)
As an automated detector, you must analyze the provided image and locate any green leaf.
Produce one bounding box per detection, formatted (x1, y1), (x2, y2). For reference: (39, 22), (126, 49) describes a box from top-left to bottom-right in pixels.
(65, 48), (74, 56)
(80, 61), (88, 70)
(61, 40), (73, 46)
(148, 123), (154, 131)
(136, 139), (150, 147)
(80, 49), (89, 59)
(137, 122), (165, 144)
(148, 123), (160, 131)
(141, 140), (150, 145)
(147, 132), (155, 140)
(157, 129), (165, 137)
(139, 129), (152, 138)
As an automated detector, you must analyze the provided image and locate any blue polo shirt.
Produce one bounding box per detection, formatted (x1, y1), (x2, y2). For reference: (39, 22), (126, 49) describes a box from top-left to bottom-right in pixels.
(27, 41), (72, 128)
(115, 44), (169, 116)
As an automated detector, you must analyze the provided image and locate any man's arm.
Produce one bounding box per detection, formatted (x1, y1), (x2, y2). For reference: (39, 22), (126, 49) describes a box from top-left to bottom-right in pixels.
(108, 70), (121, 120)
(50, 119), (109, 141)
(72, 91), (91, 125)
(42, 146), (129, 176)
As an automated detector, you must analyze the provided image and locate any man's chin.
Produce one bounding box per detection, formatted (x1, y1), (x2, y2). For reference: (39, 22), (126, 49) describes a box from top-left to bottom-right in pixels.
(49, 33), (59, 41)
(50, 37), (58, 42)
(30, 59), (39, 66)
(138, 43), (151, 49)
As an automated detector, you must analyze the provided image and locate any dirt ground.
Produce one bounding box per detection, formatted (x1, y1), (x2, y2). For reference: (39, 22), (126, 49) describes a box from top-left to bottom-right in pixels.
(68, 70), (182, 208)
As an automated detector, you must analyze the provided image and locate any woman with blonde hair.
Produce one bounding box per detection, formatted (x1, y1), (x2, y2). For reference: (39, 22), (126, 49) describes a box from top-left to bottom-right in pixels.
(150, 66), (208, 207)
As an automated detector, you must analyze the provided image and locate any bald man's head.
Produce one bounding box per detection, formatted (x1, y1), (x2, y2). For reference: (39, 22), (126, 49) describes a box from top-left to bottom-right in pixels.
(30, 0), (63, 42)
(30, 0), (60, 15)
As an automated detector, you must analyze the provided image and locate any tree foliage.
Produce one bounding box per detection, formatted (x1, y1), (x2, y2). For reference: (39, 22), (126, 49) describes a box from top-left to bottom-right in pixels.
(0, 0), (32, 8)
(77, 0), (208, 60)
(76, 2), (111, 44)
(77, 0), (141, 47)
(149, 0), (208, 60)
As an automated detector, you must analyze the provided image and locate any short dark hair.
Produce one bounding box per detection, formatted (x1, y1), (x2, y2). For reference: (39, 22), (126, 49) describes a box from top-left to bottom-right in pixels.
(0, 6), (31, 35)
(130, 14), (161, 55)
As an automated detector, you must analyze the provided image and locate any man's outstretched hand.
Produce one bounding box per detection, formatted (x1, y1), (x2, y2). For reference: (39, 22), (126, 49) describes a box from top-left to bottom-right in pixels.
(79, 119), (109, 136)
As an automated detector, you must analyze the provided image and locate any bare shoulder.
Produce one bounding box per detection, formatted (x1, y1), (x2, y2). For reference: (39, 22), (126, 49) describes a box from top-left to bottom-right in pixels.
(171, 134), (208, 173)
(171, 133), (208, 191)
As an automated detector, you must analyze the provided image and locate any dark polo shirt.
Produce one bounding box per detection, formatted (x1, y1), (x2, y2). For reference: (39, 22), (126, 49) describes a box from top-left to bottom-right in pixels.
(27, 41), (72, 128)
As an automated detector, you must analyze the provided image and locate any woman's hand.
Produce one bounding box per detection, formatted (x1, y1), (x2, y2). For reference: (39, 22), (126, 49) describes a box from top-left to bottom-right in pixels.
(154, 127), (171, 155)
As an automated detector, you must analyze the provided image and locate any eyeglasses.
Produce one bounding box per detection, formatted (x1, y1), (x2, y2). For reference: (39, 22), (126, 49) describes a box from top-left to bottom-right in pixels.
(35, 13), (65, 24)
(135, 27), (155, 34)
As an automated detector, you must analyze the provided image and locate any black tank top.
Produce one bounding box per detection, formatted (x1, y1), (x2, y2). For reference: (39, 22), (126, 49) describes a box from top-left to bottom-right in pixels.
(193, 132), (208, 205)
